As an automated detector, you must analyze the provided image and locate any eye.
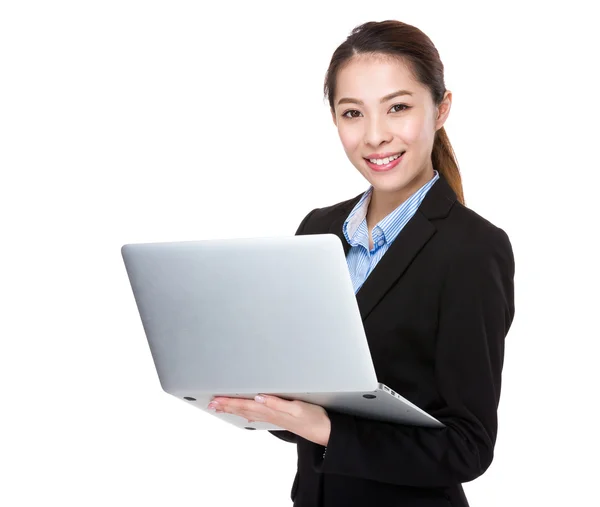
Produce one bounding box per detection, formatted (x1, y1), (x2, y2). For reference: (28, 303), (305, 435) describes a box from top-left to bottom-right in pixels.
(390, 104), (410, 113)
(342, 109), (362, 118)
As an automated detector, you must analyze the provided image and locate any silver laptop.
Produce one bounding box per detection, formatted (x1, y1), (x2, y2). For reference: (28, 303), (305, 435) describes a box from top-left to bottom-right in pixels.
(121, 234), (443, 431)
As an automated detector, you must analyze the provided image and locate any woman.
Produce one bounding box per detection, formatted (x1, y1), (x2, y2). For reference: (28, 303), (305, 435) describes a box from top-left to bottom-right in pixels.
(207, 20), (515, 507)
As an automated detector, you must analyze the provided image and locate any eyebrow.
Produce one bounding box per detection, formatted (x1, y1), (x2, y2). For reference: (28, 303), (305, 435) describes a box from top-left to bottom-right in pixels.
(336, 89), (413, 107)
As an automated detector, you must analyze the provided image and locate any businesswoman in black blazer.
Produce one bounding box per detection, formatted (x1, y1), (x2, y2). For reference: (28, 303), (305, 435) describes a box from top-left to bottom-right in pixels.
(207, 20), (515, 507)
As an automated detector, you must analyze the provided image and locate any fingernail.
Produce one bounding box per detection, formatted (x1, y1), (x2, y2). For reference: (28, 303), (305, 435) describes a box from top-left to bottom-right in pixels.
(208, 402), (219, 410)
(255, 395), (266, 403)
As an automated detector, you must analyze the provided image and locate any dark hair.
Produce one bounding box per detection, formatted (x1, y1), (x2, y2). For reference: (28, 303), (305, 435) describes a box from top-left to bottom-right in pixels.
(324, 20), (465, 205)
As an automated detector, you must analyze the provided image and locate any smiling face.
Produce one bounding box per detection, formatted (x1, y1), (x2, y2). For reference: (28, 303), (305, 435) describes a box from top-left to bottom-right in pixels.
(332, 54), (451, 206)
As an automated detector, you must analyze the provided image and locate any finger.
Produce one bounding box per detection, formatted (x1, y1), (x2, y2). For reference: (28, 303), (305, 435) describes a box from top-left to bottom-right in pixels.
(210, 397), (259, 412)
(217, 407), (265, 423)
(255, 394), (301, 417)
(208, 399), (260, 416)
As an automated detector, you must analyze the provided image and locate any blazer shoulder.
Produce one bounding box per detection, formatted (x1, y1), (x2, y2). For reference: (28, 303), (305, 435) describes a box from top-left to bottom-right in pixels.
(436, 202), (514, 272)
(446, 201), (511, 244)
(296, 193), (363, 234)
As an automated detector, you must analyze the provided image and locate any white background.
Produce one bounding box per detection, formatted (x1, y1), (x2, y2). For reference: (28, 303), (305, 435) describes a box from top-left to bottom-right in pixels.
(1, 1), (598, 506)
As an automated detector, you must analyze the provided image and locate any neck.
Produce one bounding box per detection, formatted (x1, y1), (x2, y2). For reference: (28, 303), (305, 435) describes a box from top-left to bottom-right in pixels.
(367, 166), (435, 227)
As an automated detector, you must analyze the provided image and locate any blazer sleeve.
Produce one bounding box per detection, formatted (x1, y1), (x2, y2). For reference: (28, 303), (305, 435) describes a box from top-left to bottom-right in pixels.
(308, 228), (515, 487)
(268, 208), (319, 445)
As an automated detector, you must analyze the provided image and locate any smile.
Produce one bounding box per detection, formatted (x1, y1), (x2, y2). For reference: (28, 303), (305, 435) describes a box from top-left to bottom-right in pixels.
(364, 151), (406, 172)
(367, 152), (404, 165)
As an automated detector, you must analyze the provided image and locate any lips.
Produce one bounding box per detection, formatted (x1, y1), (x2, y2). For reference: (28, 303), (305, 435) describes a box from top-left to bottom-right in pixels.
(364, 151), (405, 163)
(364, 151), (406, 172)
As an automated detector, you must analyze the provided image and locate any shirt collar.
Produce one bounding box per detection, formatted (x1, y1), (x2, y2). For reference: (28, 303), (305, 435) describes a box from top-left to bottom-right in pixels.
(343, 170), (440, 249)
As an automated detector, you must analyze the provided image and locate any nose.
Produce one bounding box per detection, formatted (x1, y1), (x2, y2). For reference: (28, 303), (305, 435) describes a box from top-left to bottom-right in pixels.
(364, 115), (393, 147)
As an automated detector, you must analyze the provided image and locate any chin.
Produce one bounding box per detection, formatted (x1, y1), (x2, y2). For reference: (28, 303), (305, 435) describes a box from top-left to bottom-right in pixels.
(362, 171), (418, 192)
(371, 180), (414, 194)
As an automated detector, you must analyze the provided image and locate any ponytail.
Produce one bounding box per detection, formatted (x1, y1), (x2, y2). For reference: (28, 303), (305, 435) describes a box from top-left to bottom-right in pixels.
(432, 126), (464, 205)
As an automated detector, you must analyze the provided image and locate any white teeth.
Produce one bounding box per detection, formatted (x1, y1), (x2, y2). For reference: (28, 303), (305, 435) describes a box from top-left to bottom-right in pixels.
(369, 153), (403, 164)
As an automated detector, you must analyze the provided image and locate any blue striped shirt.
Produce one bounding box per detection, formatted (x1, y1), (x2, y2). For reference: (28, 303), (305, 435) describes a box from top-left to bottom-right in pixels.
(343, 171), (440, 293)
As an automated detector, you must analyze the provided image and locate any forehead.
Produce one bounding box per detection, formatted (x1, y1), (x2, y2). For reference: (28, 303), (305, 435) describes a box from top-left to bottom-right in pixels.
(335, 54), (427, 102)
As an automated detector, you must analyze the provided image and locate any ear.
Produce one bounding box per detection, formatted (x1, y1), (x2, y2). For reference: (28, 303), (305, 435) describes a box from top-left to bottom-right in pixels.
(331, 108), (337, 127)
(435, 90), (452, 131)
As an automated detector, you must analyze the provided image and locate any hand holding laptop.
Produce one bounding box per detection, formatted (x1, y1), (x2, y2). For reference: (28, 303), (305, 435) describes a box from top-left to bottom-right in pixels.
(208, 394), (331, 446)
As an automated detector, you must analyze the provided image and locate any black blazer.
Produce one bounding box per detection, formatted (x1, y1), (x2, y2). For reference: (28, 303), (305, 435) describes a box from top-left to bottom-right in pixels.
(269, 174), (515, 507)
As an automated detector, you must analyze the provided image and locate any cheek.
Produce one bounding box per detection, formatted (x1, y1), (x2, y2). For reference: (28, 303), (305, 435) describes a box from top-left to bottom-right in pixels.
(337, 124), (361, 155)
(398, 117), (428, 145)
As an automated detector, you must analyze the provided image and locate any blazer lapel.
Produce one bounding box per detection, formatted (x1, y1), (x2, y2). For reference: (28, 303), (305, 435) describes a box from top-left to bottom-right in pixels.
(327, 174), (457, 322)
